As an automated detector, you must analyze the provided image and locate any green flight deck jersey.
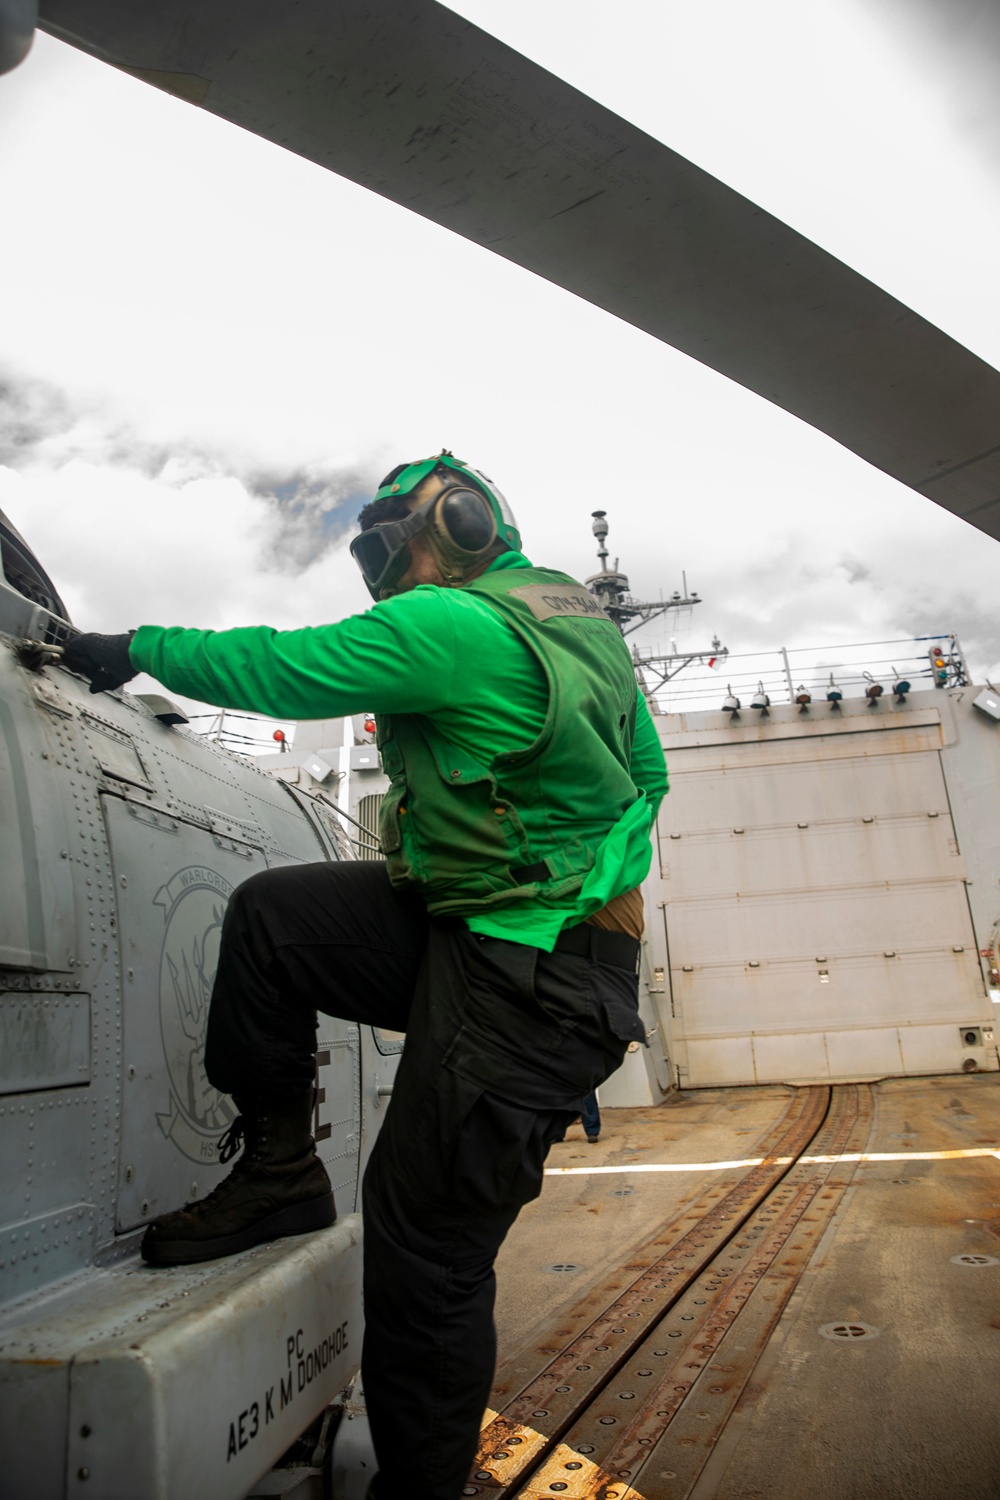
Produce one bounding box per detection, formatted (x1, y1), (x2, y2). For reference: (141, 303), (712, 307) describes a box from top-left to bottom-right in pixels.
(130, 552), (668, 951)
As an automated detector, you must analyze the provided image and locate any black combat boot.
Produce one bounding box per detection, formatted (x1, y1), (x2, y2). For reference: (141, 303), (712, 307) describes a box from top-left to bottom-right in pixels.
(140, 1090), (335, 1267)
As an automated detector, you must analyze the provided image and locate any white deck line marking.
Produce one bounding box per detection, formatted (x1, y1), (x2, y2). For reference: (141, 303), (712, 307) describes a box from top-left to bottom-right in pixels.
(544, 1148), (1000, 1176)
(546, 1157), (770, 1176)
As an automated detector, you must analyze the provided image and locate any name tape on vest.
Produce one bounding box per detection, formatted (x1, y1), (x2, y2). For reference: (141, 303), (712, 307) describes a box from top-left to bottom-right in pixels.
(510, 584), (611, 623)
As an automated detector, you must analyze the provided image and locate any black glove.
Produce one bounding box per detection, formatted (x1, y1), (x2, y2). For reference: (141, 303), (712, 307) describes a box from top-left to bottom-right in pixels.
(62, 631), (138, 694)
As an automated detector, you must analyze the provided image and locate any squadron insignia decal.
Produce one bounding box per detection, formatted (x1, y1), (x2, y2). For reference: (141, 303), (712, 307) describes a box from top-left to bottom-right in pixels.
(154, 866), (236, 1161)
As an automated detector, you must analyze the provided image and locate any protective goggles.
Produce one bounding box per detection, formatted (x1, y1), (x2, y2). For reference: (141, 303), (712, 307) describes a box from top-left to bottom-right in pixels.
(349, 496), (436, 600)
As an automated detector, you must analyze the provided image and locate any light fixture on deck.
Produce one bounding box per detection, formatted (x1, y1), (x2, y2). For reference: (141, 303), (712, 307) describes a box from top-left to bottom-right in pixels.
(891, 669), (911, 703)
(826, 674), (843, 711)
(723, 686), (741, 718)
(864, 671), (884, 707)
(751, 681), (770, 715)
(795, 685), (812, 713)
(929, 645), (949, 686)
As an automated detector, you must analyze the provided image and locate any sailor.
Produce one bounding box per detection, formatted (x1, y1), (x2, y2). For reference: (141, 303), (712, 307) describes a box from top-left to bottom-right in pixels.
(63, 453), (668, 1500)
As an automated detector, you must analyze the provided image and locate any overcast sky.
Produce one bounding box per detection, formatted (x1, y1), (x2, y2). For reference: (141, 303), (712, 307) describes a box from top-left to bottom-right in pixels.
(1, 0), (999, 729)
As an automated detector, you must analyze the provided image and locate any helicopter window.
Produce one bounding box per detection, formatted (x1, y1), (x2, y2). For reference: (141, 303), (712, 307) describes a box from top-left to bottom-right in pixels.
(0, 517), (71, 623)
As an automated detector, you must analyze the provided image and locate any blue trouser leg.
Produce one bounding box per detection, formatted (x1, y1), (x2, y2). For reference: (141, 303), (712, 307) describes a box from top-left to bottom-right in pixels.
(580, 1090), (601, 1138)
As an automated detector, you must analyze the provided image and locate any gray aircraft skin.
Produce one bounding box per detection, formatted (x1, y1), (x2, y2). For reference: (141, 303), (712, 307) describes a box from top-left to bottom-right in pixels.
(0, 509), (398, 1498)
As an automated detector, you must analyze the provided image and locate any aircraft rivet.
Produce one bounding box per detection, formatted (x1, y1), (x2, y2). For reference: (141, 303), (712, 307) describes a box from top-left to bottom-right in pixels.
(79, 1425), (91, 1438)
(77, 1469), (89, 1481)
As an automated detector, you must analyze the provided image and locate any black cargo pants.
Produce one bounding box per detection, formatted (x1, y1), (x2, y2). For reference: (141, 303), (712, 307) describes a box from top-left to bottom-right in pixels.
(204, 862), (645, 1500)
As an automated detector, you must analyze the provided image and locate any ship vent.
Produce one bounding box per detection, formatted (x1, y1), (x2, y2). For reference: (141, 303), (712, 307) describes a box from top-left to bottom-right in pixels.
(356, 793), (384, 861)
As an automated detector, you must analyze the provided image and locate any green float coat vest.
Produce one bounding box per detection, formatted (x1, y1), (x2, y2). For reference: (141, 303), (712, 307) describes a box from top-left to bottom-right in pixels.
(376, 565), (642, 917)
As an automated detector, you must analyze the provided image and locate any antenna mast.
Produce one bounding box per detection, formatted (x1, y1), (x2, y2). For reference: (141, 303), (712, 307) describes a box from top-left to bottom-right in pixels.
(585, 511), (726, 700)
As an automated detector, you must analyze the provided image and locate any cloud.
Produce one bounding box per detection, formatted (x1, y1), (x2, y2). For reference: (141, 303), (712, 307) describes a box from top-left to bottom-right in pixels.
(0, 374), (78, 466)
(838, 556), (871, 585)
(243, 462), (373, 574)
(0, 367), (382, 628)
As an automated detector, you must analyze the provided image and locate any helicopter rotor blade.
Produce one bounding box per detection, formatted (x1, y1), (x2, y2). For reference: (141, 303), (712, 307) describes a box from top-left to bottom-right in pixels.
(36, 0), (1000, 539)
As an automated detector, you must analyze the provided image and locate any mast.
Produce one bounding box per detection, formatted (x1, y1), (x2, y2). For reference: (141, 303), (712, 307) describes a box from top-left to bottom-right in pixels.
(585, 510), (726, 700)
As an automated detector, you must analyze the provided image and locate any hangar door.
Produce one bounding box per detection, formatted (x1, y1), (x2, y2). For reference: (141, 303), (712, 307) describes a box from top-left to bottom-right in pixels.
(655, 711), (993, 1087)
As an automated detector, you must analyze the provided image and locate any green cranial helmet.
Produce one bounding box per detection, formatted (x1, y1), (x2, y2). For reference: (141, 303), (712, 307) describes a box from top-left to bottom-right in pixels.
(373, 452), (521, 553)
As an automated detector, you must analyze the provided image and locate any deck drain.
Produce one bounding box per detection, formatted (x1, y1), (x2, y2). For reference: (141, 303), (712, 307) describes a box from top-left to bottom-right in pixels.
(611, 1188), (635, 1196)
(818, 1321), (880, 1342)
(950, 1253), (999, 1266)
(546, 1262), (582, 1273)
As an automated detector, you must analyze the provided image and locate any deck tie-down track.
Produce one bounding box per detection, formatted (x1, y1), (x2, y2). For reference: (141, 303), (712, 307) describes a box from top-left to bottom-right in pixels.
(470, 1084), (874, 1499)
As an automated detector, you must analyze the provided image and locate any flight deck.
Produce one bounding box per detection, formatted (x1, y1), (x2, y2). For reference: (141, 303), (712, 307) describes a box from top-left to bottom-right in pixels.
(480, 1077), (1000, 1499)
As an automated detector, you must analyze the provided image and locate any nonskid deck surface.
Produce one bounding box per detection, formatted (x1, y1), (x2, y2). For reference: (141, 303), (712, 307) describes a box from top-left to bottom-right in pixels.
(479, 1076), (1000, 1499)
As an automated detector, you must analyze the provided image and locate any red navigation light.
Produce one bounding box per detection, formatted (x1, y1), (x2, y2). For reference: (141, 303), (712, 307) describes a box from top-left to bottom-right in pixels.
(364, 718), (376, 735)
(273, 729), (286, 742)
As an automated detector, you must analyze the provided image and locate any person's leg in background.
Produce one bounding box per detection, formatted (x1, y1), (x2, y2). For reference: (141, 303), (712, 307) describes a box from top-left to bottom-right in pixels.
(580, 1089), (601, 1142)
